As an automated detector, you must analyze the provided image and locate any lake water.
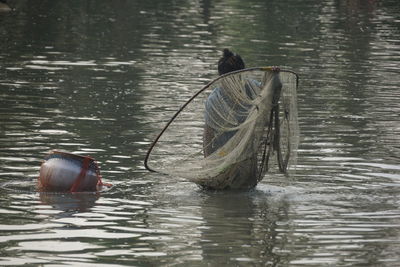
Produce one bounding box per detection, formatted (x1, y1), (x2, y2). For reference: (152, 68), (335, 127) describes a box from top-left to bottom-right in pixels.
(1, 0), (400, 266)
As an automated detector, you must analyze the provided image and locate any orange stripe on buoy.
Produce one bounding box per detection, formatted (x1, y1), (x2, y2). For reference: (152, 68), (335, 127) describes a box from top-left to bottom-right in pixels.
(70, 157), (91, 192)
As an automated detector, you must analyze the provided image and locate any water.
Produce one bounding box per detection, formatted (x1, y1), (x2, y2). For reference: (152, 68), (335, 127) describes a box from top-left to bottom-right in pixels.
(0, 0), (399, 266)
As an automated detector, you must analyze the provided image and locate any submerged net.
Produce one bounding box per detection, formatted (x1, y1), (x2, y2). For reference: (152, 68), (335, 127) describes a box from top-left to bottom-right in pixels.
(145, 67), (299, 189)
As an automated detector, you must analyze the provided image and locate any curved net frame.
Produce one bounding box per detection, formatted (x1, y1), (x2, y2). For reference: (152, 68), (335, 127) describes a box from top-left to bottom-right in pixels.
(145, 67), (299, 189)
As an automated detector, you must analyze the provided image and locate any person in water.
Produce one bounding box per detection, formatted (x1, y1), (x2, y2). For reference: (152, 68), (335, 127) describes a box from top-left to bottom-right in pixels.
(217, 48), (245, 77)
(202, 49), (259, 189)
(202, 49), (282, 189)
(203, 49), (247, 156)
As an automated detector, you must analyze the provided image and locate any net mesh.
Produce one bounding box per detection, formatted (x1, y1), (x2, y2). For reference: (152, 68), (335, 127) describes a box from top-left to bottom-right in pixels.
(145, 67), (299, 189)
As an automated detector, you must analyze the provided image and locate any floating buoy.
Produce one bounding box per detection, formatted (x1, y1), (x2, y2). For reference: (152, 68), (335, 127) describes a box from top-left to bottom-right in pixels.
(38, 151), (109, 192)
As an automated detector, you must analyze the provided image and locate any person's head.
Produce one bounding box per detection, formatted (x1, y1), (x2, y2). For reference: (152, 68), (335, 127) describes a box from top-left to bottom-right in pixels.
(217, 48), (245, 75)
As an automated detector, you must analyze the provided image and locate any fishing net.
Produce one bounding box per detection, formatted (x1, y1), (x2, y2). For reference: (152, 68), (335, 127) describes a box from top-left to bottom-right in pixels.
(145, 67), (299, 189)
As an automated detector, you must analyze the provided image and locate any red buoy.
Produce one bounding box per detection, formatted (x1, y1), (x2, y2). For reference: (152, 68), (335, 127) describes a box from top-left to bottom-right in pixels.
(38, 151), (107, 192)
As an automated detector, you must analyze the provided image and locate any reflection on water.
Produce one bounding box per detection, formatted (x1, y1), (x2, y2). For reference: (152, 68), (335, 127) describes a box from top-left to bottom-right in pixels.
(198, 190), (290, 265)
(0, 0), (400, 266)
(39, 192), (99, 212)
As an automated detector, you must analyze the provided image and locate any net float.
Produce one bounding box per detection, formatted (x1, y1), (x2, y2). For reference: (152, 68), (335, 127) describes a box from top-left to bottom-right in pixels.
(38, 150), (109, 192)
